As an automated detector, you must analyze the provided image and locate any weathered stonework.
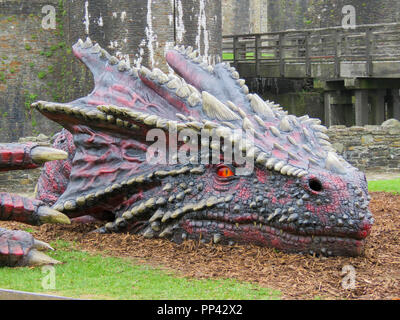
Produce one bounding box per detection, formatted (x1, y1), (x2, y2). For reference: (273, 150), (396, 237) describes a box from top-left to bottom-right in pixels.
(223, 0), (400, 35)
(0, 0), (65, 143)
(0, 0), (222, 143)
(328, 120), (400, 172)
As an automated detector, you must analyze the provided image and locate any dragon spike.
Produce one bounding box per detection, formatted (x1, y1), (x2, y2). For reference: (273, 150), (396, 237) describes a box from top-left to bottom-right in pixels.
(325, 152), (347, 174)
(202, 92), (241, 121)
(33, 239), (55, 251)
(90, 43), (101, 54)
(31, 147), (68, 164)
(72, 38), (136, 80)
(249, 94), (274, 118)
(76, 38), (84, 47)
(279, 116), (293, 132)
(82, 37), (93, 49)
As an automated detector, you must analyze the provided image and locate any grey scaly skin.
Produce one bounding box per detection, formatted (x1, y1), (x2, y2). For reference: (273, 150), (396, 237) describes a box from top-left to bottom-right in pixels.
(31, 38), (374, 257)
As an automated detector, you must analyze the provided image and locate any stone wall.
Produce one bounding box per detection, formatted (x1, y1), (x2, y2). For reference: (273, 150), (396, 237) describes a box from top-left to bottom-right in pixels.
(223, 0), (400, 34)
(222, 0), (269, 35)
(303, 0), (400, 29)
(0, 0), (67, 143)
(328, 120), (400, 172)
(66, 0), (222, 70)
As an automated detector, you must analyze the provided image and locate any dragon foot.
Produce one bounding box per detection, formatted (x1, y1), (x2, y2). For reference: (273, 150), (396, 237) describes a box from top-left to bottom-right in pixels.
(0, 193), (70, 226)
(0, 142), (70, 267)
(0, 228), (60, 267)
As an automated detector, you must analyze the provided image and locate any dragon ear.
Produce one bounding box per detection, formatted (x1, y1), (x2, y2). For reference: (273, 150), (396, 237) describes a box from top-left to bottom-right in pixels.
(71, 38), (204, 120)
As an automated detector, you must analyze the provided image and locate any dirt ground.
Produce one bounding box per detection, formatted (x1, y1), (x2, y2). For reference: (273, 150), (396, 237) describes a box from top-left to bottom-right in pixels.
(1, 192), (399, 300)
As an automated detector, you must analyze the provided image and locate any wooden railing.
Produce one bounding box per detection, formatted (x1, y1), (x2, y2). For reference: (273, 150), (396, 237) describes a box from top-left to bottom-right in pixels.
(222, 23), (400, 79)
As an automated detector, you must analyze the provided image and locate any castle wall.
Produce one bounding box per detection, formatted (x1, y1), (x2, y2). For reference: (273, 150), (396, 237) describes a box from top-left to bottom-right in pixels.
(0, 0), (222, 142)
(328, 122), (400, 172)
(63, 0), (222, 72)
(223, 0), (400, 34)
(0, 0), (65, 143)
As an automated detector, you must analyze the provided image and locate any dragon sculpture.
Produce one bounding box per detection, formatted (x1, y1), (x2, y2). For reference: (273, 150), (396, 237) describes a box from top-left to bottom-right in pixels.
(0, 38), (374, 267)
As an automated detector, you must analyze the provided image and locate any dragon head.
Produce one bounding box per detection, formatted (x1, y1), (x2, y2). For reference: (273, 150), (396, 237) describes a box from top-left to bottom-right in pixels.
(32, 38), (374, 257)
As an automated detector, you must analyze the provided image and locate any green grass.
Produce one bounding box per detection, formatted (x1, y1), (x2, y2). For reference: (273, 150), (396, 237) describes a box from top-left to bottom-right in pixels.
(0, 241), (281, 300)
(222, 52), (275, 61)
(368, 178), (400, 194)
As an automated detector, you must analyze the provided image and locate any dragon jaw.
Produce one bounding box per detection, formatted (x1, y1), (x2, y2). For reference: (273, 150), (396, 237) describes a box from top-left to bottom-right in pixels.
(32, 38), (374, 256)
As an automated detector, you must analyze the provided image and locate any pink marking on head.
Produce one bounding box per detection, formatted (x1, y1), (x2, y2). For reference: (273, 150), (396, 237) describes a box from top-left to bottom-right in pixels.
(272, 149), (287, 159)
(140, 75), (190, 114)
(256, 167), (267, 183)
(72, 47), (83, 59)
(358, 221), (372, 239)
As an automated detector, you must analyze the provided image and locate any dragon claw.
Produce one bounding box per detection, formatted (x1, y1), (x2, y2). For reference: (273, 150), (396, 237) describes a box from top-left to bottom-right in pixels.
(0, 229), (59, 267)
(30, 146), (68, 164)
(23, 249), (61, 267)
(33, 239), (55, 251)
(37, 206), (71, 225)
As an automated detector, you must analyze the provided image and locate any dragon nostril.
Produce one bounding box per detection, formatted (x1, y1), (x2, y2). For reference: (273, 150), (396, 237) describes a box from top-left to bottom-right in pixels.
(309, 178), (323, 192)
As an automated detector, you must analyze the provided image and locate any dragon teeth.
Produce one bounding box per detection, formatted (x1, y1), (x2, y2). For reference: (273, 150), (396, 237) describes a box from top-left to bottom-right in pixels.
(274, 161), (285, 172)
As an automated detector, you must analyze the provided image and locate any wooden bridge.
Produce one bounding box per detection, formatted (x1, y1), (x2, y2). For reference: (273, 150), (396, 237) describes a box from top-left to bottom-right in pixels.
(222, 23), (400, 126)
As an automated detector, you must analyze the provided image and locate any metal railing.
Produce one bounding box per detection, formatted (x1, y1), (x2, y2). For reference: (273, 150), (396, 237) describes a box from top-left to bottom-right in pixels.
(222, 23), (400, 78)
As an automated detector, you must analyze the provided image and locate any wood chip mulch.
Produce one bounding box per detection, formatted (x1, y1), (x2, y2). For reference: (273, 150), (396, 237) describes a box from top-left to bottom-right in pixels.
(1, 192), (399, 300)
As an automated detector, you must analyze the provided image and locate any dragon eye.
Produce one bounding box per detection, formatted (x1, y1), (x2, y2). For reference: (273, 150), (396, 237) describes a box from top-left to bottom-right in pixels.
(217, 166), (235, 178)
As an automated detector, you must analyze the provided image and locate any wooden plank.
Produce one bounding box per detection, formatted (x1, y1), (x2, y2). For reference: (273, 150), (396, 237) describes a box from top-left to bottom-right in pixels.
(366, 28), (373, 77)
(279, 33), (285, 77)
(0, 289), (77, 300)
(222, 22), (400, 80)
(255, 35), (260, 77)
(355, 90), (369, 126)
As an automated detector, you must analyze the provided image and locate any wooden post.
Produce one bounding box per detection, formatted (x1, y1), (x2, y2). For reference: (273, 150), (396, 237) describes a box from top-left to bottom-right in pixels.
(366, 28), (373, 77)
(279, 33), (285, 77)
(233, 36), (238, 66)
(334, 29), (341, 78)
(389, 89), (400, 120)
(370, 89), (386, 125)
(324, 92), (333, 127)
(355, 90), (369, 126)
(305, 32), (311, 77)
(255, 35), (260, 77)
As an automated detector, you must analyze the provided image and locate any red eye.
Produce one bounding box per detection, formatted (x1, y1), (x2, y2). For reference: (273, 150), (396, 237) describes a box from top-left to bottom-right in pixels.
(217, 166), (234, 178)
